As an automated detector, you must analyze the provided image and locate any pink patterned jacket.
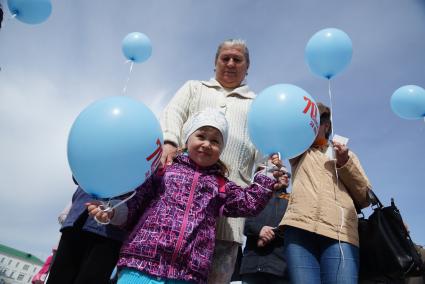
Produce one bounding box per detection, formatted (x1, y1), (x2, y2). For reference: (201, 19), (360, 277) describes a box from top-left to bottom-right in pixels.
(117, 154), (275, 283)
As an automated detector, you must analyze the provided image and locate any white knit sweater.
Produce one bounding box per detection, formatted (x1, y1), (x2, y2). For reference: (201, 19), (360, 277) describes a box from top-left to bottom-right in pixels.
(160, 78), (260, 243)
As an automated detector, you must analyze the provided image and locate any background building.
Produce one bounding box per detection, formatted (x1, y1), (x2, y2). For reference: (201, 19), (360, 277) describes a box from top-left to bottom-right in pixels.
(0, 244), (43, 284)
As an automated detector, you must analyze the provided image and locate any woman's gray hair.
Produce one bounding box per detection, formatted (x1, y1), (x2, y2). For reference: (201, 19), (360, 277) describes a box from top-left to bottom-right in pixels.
(215, 39), (250, 67)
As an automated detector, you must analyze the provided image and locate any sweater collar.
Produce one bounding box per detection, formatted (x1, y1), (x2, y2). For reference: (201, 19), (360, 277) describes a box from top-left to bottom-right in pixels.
(201, 78), (256, 99)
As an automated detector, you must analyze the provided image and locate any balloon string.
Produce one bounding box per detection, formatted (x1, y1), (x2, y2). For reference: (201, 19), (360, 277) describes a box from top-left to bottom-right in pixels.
(328, 78), (345, 265)
(94, 191), (137, 225)
(122, 60), (134, 95)
(328, 79), (335, 137)
(110, 190), (137, 210)
(328, 79), (338, 182)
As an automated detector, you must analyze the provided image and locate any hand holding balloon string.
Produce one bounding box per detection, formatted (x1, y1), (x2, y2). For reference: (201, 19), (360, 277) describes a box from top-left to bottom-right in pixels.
(87, 201), (113, 225)
(255, 153), (287, 191)
(86, 191), (136, 225)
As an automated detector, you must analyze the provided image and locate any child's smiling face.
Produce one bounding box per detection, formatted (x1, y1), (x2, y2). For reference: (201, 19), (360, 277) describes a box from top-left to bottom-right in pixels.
(186, 126), (224, 168)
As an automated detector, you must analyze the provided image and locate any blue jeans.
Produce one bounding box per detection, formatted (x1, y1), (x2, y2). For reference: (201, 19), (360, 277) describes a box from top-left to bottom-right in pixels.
(284, 226), (359, 284)
(241, 272), (290, 284)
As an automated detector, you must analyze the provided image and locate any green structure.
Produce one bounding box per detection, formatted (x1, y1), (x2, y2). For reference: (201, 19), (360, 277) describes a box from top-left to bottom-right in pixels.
(0, 243), (44, 284)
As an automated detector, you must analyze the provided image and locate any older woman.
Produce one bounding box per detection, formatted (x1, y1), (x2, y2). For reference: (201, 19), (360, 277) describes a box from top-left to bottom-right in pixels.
(160, 39), (260, 283)
(279, 103), (372, 284)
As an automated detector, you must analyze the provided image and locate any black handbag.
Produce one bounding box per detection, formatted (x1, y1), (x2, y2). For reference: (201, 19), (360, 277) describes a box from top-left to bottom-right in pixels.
(358, 190), (424, 280)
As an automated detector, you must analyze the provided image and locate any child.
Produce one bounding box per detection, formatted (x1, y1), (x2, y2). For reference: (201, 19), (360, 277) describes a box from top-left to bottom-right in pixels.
(88, 108), (279, 284)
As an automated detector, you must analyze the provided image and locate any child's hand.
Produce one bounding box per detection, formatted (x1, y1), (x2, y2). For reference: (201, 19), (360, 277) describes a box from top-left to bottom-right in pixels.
(86, 202), (114, 224)
(256, 154), (282, 175)
(268, 153), (291, 190)
(273, 174), (289, 190)
(269, 153), (283, 169)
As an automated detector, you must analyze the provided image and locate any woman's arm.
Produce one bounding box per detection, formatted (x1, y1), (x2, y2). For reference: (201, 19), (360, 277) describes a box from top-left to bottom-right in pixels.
(243, 215), (263, 237)
(159, 81), (195, 165)
(160, 80), (195, 146)
(337, 151), (372, 208)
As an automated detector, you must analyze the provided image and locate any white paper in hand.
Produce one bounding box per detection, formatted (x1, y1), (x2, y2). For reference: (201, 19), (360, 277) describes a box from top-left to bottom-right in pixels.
(325, 134), (349, 159)
(333, 134), (349, 146)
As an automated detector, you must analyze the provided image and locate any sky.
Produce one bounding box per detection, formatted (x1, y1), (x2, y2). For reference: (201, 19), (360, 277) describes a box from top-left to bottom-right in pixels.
(0, 0), (424, 260)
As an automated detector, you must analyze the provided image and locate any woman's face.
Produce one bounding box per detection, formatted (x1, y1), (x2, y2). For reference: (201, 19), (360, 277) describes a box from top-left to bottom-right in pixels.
(187, 126), (224, 168)
(317, 121), (331, 140)
(215, 45), (249, 89)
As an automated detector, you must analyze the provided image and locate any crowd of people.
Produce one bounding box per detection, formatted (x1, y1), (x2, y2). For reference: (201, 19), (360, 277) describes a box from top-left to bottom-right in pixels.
(34, 39), (424, 284)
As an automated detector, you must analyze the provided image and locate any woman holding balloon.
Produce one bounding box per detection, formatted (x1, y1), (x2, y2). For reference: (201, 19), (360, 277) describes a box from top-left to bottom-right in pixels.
(278, 103), (372, 284)
(249, 28), (371, 283)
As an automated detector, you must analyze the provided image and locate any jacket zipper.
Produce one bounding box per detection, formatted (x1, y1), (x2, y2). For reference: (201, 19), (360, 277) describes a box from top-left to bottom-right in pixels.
(168, 171), (200, 276)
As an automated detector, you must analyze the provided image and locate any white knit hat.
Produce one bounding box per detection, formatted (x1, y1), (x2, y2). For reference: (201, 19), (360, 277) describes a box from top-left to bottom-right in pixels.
(183, 108), (229, 149)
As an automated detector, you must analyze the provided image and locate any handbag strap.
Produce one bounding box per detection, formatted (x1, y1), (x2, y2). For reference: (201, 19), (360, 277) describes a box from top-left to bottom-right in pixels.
(367, 189), (383, 208)
(356, 189), (383, 214)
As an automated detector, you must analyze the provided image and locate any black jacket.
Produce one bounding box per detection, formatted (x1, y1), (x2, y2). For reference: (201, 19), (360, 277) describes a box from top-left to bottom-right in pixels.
(61, 187), (128, 242)
(240, 190), (288, 277)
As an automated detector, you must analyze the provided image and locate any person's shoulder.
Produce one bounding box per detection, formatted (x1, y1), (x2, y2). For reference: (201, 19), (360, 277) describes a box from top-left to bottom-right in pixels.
(185, 79), (201, 84)
(184, 79), (205, 86)
(73, 186), (88, 199)
(177, 80), (206, 93)
(176, 79), (202, 89)
(200, 78), (220, 88)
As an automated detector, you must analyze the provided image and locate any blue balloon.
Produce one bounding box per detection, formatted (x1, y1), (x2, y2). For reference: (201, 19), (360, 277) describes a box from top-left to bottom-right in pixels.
(391, 85), (425, 120)
(7, 0), (52, 24)
(248, 84), (320, 159)
(305, 28), (353, 79)
(122, 32), (152, 63)
(67, 96), (163, 198)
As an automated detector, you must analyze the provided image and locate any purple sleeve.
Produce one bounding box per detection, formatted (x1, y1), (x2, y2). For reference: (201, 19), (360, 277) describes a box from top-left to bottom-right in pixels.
(221, 174), (275, 217)
(123, 173), (163, 231)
